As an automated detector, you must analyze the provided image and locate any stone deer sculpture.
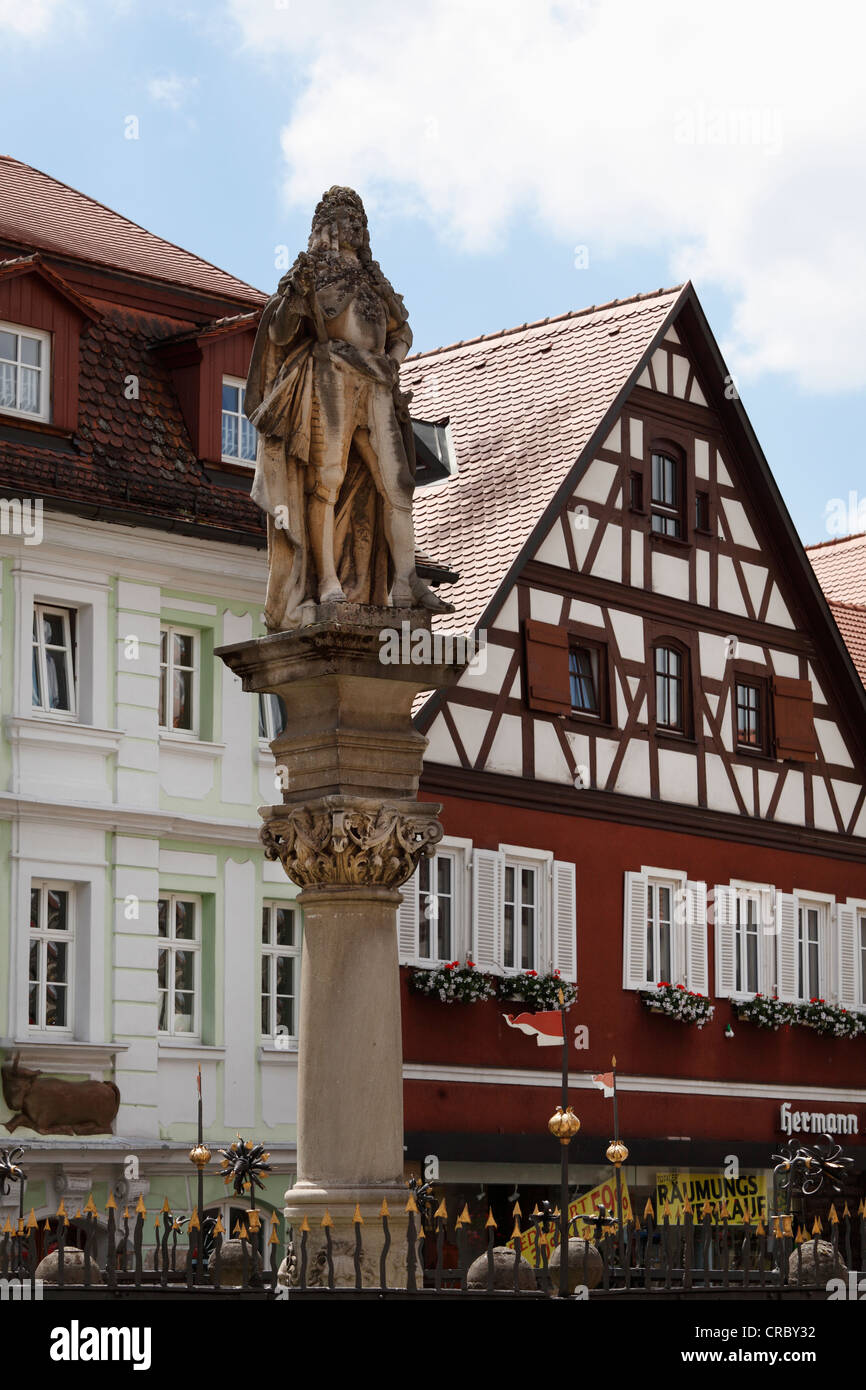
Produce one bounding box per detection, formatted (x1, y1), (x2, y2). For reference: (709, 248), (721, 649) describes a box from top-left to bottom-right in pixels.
(1, 1053), (120, 1135)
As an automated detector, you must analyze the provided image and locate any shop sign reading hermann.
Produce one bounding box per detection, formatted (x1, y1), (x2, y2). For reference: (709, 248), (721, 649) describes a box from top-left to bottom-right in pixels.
(779, 1102), (859, 1136)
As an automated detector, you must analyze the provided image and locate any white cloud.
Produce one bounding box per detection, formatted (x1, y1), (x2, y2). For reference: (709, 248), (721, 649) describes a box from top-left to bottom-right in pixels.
(147, 74), (199, 111)
(228, 0), (866, 393)
(0, 0), (67, 36)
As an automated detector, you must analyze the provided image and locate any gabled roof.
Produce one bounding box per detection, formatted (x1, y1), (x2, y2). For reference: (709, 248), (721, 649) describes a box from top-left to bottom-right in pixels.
(0, 156), (265, 306)
(408, 282), (866, 764)
(406, 288), (684, 633)
(0, 252), (102, 321)
(806, 532), (866, 605)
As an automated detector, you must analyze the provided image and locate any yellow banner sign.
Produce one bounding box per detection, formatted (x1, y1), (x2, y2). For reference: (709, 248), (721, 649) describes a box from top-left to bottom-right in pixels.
(655, 1171), (768, 1223)
(512, 1176), (633, 1267)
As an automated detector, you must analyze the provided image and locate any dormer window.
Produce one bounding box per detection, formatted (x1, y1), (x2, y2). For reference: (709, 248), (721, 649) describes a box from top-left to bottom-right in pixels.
(0, 322), (50, 421)
(221, 376), (257, 464)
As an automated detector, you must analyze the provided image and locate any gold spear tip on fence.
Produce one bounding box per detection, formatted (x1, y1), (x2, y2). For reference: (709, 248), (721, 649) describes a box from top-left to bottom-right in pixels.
(756, 1218), (766, 1236)
(842, 1202), (851, 1218)
(783, 1215), (793, 1237)
(3, 1218), (15, 1235)
(612, 1055), (616, 1068)
(74, 1208), (83, 1221)
(434, 1198), (447, 1220)
(486, 1208), (497, 1228)
(321, 1209), (334, 1228)
(238, 1223), (249, 1240)
(123, 1207), (130, 1221)
(405, 1191), (419, 1214)
(270, 1210), (280, 1226)
(56, 1198), (67, 1218)
(299, 1215), (310, 1233)
(458, 1204), (471, 1225)
(213, 1215), (225, 1236)
(701, 1201), (713, 1218)
(811, 1216), (823, 1236)
(719, 1201), (729, 1220)
(662, 1200), (671, 1219)
(154, 1216), (160, 1231)
(352, 1204), (364, 1225)
(531, 1203), (542, 1218)
(511, 1219), (522, 1240)
(858, 1199), (866, 1217)
(43, 1219), (51, 1234)
(511, 1200), (522, 1218)
(643, 1198), (655, 1219)
(135, 1195), (146, 1216)
(269, 1226), (279, 1245)
(795, 1228), (806, 1245)
(683, 1196), (693, 1216)
(26, 1208), (37, 1231)
(248, 1210), (261, 1233)
(84, 1194), (98, 1216)
(161, 1197), (170, 1214)
(106, 1193), (117, 1211)
(379, 1199), (390, 1218)
(829, 1204), (839, 1225)
(189, 1208), (200, 1230)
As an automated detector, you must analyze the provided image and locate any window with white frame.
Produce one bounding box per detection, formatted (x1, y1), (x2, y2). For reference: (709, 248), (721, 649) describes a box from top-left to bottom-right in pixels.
(258, 692), (287, 741)
(418, 851), (456, 963)
(0, 322), (50, 421)
(735, 892), (760, 996)
(261, 900), (300, 1040)
(623, 868), (709, 995)
(29, 882), (73, 1030)
(32, 605), (76, 715)
(860, 913), (866, 1010)
(158, 895), (200, 1035)
(398, 839), (471, 965)
(503, 860), (539, 971)
(797, 900), (824, 1001)
(645, 878), (676, 985)
(159, 628), (197, 733)
(221, 377), (257, 464)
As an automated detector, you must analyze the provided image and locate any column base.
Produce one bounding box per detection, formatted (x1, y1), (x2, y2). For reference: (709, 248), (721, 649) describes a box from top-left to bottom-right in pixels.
(285, 1182), (416, 1289)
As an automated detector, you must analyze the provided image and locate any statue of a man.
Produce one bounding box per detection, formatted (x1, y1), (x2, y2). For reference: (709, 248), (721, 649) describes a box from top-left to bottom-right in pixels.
(245, 186), (453, 632)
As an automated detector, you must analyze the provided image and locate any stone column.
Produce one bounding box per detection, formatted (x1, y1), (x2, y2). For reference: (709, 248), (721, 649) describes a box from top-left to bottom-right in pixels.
(217, 602), (463, 1283)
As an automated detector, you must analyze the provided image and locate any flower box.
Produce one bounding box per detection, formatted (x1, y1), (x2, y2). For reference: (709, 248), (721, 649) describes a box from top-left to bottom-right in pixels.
(497, 971), (577, 1012)
(409, 960), (497, 1005)
(640, 982), (714, 1028)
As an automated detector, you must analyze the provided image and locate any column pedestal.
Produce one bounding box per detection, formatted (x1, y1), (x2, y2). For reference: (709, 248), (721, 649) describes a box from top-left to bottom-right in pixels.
(217, 604), (465, 1287)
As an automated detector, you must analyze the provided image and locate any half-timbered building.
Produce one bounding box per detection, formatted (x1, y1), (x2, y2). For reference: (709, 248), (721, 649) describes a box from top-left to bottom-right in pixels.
(399, 285), (866, 1224)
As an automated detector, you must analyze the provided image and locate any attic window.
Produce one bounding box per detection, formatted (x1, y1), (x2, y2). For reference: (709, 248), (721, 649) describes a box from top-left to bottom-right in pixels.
(221, 376), (257, 464)
(412, 417), (457, 487)
(0, 322), (50, 421)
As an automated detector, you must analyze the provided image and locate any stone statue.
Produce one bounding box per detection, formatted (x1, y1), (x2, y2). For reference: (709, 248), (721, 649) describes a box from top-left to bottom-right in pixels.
(246, 186), (454, 632)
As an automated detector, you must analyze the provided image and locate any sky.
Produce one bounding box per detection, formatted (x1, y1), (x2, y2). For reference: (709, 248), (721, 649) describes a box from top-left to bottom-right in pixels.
(0, 0), (864, 548)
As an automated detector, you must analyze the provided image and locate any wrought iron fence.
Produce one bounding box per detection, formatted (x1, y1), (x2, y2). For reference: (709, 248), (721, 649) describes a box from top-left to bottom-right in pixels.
(1, 1186), (862, 1299)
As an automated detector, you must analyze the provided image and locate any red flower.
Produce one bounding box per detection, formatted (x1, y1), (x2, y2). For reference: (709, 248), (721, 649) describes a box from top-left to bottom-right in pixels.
(466, 960), (475, 968)
(676, 984), (686, 991)
(526, 970), (538, 977)
(658, 981), (670, 988)
(444, 963), (455, 971)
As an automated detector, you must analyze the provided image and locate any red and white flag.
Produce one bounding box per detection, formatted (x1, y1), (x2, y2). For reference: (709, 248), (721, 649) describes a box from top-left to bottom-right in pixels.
(591, 1071), (615, 1097)
(503, 1012), (564, 1047)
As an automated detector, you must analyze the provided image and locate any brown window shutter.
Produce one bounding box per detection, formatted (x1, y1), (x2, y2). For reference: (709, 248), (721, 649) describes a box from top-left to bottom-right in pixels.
(524, 619), (571, 713)
(772, 677), (818, 761)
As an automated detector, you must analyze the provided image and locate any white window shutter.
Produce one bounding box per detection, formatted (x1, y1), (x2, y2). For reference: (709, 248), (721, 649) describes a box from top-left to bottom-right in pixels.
(714, 885), (737, 997)
(397, 867), (420, 964)
(760, 887), (777, 995)
(472, 849), (503, 971)
(622, 871), (648, 990)
(775, 892), (799, 1001)
(685, 880), (708, 994)
(552, 860), (577, 983)
(836, 904), (858, 1009)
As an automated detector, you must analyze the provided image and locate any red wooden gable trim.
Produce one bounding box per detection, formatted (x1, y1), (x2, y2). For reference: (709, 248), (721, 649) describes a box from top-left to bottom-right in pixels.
(0, 259), (99, 433)
(154, 322), (257, 463)
(772, 676), (818, 762)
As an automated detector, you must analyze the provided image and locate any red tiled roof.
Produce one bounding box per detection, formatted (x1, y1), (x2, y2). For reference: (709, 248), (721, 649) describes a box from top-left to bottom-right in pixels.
(407, 287), (684, 632)
(0, 156), (265, 306)
(0, 305), (266, 540)
(806, 531), (866, 606)
(827, 600), (866, 687)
